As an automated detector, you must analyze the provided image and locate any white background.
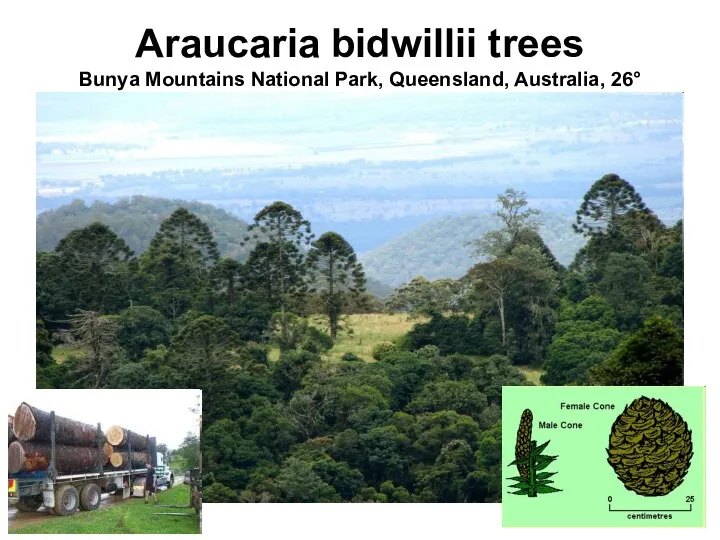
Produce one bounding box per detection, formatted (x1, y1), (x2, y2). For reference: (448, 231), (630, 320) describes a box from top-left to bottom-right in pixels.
(1, 0), (717, 537)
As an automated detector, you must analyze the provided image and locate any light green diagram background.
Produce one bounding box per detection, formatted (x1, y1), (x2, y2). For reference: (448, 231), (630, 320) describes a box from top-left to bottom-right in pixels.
(502, 386), (705, 527)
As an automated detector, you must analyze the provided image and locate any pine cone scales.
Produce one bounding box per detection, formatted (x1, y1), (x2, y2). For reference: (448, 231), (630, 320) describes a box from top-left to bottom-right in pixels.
(607, 397), (693, 496)
(515, 409), (533, 479)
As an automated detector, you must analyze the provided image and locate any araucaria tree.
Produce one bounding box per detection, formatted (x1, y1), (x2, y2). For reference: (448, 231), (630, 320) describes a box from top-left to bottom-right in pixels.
(142, 208), (220, 319)
(147, 207), (220, 266)
(307, 232), (366, 339)
(55, 222), (134, 314)
(245, 202), (314, 342)
(573, 174), (648, 237)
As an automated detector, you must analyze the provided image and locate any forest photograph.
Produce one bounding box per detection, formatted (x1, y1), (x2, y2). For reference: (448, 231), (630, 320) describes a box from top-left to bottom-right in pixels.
(35, 92), (683, 503)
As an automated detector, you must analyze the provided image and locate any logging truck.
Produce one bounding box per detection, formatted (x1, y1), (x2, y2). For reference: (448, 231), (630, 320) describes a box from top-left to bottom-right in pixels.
(8, 405), (169, 516)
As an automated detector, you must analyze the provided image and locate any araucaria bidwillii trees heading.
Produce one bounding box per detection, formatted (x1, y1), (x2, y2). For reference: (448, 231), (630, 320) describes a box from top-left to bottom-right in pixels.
(307, 232), (366, 339)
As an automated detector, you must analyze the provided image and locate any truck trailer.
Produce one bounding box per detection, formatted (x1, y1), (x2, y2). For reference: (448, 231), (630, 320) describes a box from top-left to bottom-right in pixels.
(8, 407), (170, 516)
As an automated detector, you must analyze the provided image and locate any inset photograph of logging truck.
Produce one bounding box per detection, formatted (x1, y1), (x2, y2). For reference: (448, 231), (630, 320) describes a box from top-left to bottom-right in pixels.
(7, 389), (201, 534)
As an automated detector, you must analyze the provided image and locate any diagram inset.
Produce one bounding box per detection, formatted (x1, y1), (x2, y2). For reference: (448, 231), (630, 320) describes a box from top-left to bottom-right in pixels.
(607, 396), (693, 497)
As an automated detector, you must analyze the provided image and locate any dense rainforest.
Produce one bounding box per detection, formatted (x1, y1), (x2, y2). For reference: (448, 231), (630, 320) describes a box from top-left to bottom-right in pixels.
(36, 173), (683, 503)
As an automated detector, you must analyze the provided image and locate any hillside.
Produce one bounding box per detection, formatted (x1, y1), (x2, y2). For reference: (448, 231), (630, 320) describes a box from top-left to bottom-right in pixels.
(360, 213), (588, 287)
(36, 196), (254, 260)
(36, 196), (394, 298)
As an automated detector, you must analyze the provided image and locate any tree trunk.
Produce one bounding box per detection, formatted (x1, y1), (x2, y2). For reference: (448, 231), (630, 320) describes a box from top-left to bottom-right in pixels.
(498, 295), (507, 346)
(8, 440), (103, 475)
(13, 403), (101, 448)
(105, 426), (149, 450)
(109, 451), (149, 469)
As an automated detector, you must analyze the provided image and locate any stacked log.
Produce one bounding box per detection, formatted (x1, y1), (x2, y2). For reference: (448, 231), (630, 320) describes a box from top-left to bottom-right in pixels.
(105, 426), (148, 451)
(103, 442), (115, 465)
(8, 441), (103, 474)
(8, 415), (15, 444)
(13, 402), (99, 447)
(7, 403), (152, 476)
(109, 451), (150, 469)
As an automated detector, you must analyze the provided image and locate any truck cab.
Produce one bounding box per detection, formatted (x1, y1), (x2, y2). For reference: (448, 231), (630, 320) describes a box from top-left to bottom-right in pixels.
(154, 452), (174, 488)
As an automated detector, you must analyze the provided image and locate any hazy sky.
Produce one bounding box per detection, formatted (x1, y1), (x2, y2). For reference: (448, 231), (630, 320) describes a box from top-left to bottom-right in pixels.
(36, 92), (683, 185)
(7, 389), (200, 449)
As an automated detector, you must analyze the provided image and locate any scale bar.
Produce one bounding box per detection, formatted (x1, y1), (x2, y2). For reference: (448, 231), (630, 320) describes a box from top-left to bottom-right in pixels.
(608, 504), (692, 512)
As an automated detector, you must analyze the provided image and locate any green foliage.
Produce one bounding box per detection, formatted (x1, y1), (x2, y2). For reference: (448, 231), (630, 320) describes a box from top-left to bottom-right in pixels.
(307, 231), (367, 339)
(573, 173), (648, 236)
(268, 312), (309, 351)
(245, 202), (313, 315)
(36, 319), (54, 367)
(465, 197), (561, 365)
(176, 432), (200, 469)
(507, 433), (561, 497)
(36, 181), (683, 503)
(204, 482), (241, 503)
(117, 306), (171, 360)
(372, 341), (397, 361)
(597, 253), (656, 330)
(36, 361), (71, 389)
(36, 196), (252, 260)
(590, 316), (683, 386)
(541, 326), (622, 386)
(541, 295), (622, 385)
(385, 276), (460, 315)
(54, 222), (134, 314)
(300, 326), (334, 353)
(403, 313), (500, 357)
(141, 208), (221, 319)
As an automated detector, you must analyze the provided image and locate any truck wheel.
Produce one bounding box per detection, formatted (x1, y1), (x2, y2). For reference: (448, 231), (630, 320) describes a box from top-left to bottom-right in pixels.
(80, 484), (102, 511)
(54, 485), (79, 516)
(16, 495), (43, 512)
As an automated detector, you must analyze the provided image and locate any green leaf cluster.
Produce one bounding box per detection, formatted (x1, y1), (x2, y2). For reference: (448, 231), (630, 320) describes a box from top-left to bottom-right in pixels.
(506, 439), (561, 497)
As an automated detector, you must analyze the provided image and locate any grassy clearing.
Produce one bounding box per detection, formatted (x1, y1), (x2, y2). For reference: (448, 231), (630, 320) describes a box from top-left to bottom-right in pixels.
(268, 313), (426, 363)
(518, 366), (545, 386)
(267, 313), (543, 385)
(317, 313), (426, 362)
(51, 344), (83, 364)
(11, 484), (199, 534)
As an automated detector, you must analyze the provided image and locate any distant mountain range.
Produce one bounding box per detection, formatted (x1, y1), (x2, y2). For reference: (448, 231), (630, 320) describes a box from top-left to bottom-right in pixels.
(359, 213), (589, 287)
(36, 196), (684, 293)
(36, 196), (254, 261)
(35, 196), (395, 298)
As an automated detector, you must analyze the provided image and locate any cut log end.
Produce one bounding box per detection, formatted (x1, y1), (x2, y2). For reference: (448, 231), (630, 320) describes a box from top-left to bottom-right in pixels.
(8, 441), (26, 474)
(109, 453), (123, 468)
(109, 451), (149, 469)
(12, 403), (37, 442)
(106, 426), (125, 446)
(105, 426), (148, 451)
(103, 442), (114, 462)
